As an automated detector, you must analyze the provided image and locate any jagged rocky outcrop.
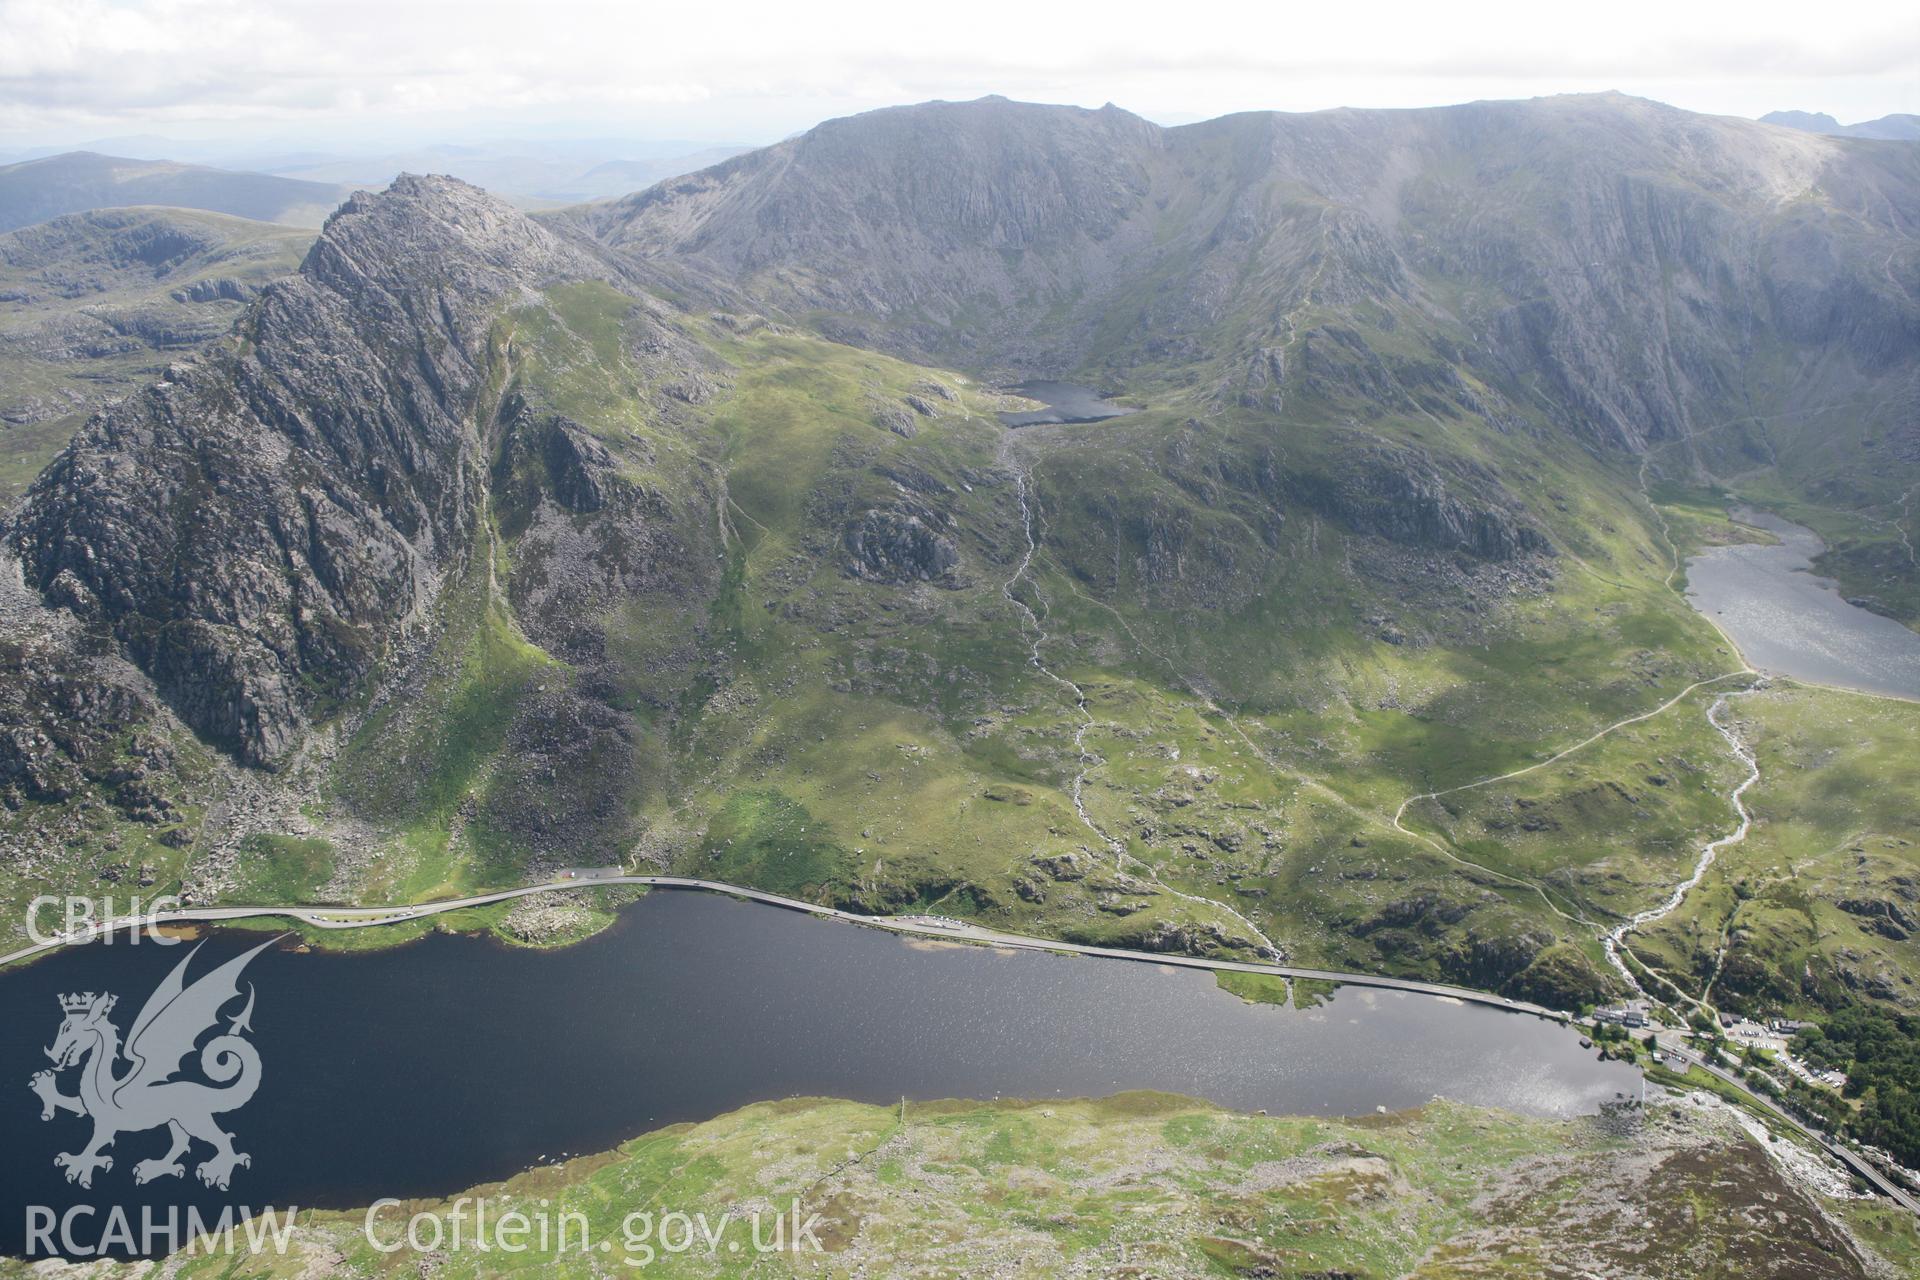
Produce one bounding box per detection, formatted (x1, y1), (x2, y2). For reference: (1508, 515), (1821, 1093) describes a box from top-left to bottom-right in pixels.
(495, 405), (627, 515)
(1233, 346), (1287, 412)
(1835, 895), (1918, 941)
(0, 550), (181, 827)
(843, 506), (960, 584)
(490, 394), (718, 666)
(1291, 438), (1550, 561)
(0, 636), (162, 813)
(171, 277), (257, 304)
(2, 176), (597, 765)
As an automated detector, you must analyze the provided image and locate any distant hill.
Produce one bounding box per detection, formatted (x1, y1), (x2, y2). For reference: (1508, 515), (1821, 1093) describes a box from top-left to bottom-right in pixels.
(0, 205), (312, 501)
(264, 142), (753, 204)
(1762, 110), (1920, 141)
(0, 152), (347, 232)
(559, 148), (753, 201)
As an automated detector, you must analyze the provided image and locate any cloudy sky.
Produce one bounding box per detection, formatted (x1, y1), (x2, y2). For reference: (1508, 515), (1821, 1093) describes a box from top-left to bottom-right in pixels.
(1, 0), (1914, 150)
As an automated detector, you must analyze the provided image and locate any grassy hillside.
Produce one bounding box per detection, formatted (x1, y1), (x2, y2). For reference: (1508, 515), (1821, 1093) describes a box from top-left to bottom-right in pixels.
(1632, 684), (1920, 1013)
(5, 264), (1904, 1021)
(30, 1092), (1906, 1278)
(202, 273), (1750, 1007)
(3, 245), (1914, 1042)
(0, 206), (312, 503)
(1, 153), (1913, 1038)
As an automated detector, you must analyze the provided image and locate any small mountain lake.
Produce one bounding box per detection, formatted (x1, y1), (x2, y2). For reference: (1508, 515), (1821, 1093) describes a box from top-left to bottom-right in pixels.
(998, 380), (1134, 426)
(0, 891), (1637, 1256)
(1685, 509), (1920, 700)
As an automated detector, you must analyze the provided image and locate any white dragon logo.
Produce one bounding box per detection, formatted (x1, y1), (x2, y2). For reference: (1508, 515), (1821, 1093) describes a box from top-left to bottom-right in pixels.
(28, 939), (274, 1191)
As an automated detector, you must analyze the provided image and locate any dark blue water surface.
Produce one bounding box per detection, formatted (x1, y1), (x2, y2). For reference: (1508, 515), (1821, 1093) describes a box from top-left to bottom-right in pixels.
(998, 381), (1134, 426)
(0, 890), (1636, 1256)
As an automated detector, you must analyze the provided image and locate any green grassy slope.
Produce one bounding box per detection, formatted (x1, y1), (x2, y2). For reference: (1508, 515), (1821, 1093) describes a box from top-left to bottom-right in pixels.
(0, 206), (312, 504)
(255, 276), (1755, 1005)
(1633, 684), (1920, 1013)
(5, 259), (1912, 1025)
(33, 1093), (1899, 1279)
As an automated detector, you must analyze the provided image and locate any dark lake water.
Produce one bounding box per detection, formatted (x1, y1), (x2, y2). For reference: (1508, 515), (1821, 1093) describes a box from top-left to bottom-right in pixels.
(1686, 509), (1920, 700)
(998, 380), (1134, 427)
(0, 891), (1636, 1256)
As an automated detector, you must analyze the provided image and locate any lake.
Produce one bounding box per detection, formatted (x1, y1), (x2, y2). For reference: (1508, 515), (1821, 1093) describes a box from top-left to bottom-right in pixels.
(0, 891), (1637, 1257)
(998, 380), (1134, 427)
(1685, 509), (1920, 700)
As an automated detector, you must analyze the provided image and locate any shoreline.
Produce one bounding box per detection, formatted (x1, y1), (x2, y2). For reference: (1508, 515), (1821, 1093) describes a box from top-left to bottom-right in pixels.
(1681, 511), (1920, 706)
(0, 875), (1569, 1022)
(11, 873), (1912, 1213)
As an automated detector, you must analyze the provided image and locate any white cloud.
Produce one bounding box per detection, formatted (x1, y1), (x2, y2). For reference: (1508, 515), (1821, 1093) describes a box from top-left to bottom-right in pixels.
(0, 0), (1914, 144)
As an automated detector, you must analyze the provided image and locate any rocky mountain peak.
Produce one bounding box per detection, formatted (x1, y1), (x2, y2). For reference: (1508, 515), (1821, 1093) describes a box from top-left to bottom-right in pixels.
(3, 176), (593, 766)
(306, 173), (587, 300)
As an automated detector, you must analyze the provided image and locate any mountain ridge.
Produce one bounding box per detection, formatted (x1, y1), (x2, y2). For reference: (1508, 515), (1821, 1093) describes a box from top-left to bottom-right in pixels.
(586, 92), (1919, 454)
(0, 96), (1915, 1032)
(0, 151), (348, 233)
(1762, 109), (1920, 141)
(0, 206), (313, 501)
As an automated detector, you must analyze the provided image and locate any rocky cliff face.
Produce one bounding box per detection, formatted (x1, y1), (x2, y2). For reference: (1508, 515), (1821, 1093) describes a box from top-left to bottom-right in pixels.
(591, 93), (1920, 452)
(3, 176), (597, 765)
(587, 97), (1170, 370)
(843, 506), (960, 584)
(490, 388), (718, 666)
(1288, 436), (1550, 561)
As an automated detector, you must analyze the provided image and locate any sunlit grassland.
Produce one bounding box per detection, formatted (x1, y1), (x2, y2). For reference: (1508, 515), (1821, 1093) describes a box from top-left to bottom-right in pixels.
(60, 274), (1901, 1011)
(331, 532), (556, 903)
(1634, 683), (1920, 1013)
(105, 1091), (1887, 1280)
(1400, 682), (1752, 922)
